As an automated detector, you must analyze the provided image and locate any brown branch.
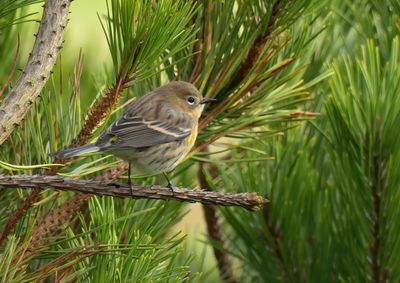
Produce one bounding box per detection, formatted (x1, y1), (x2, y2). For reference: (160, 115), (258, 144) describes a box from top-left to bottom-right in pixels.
(0, 0), (71, 242)
(0, 0), (71, 145)
(0, 175), (267, 211)
(199, 159), (238, 283)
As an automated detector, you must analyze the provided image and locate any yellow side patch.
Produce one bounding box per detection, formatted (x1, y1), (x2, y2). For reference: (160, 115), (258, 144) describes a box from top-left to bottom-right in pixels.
(109, 134), (118, 142)
(186, 126), (198, 148)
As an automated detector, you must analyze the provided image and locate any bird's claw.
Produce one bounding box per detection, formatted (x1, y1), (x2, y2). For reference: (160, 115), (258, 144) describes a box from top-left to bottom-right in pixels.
(167, 181), (174, 195)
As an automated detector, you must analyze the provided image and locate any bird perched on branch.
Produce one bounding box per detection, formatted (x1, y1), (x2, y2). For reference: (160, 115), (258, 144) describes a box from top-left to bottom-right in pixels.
(52, 81), (216, 191)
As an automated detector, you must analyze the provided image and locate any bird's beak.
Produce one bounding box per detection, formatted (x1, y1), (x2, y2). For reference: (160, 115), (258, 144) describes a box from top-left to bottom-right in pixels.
(199, 98), (217, 104)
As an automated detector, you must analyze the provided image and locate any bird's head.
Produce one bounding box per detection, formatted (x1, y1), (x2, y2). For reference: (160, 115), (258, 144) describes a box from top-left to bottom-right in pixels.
(160, 81), (216, 119)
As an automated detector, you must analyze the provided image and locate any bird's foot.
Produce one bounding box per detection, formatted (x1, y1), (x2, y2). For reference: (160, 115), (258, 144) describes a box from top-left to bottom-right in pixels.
(166, 181), (175, 195)
(127, 179), (133, 196)
(108, 182), (120, 188)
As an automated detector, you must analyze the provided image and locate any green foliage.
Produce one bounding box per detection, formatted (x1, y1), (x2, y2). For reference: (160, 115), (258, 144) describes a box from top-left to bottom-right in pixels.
(65, 199), (191, 282)
(0, 200), (191, 282)
(0, 0), (41, 81)
(100, 0), (196, 84)
(204, 1), (400, 282)
(1, 0), (400, 282)
(207, 133), (332, 282)
(324, 38), (400, 282)
(0, 0), (41, 28)
(0, 1), (198, 281)
(211, 37), (400, 280)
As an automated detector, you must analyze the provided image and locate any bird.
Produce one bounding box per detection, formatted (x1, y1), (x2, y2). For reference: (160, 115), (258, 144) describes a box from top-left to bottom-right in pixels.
(52, 81), (216, 192)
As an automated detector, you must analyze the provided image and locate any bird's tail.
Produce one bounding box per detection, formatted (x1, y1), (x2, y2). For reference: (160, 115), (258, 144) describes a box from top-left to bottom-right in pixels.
(51, 144), (100, 159)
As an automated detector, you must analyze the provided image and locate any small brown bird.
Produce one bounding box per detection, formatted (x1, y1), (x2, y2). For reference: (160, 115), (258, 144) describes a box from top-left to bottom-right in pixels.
(53, 81), (216, 189)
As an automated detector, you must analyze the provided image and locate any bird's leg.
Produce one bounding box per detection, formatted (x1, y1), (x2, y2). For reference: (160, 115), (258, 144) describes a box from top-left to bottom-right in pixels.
(128, 161), (133, 196)
(163, 172), (174, 193)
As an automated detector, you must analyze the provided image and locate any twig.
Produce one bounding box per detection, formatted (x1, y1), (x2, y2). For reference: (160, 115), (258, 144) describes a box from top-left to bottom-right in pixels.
(0, 175), (267, 211)
(0, 0), (71, 145)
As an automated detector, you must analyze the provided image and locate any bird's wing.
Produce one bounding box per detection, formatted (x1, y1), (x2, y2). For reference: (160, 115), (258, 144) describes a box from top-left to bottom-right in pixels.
(96, 110), (192, 149)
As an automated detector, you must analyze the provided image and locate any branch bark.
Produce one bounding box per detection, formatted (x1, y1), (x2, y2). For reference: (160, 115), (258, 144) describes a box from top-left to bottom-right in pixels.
(0, 0), (71, 145)
(0, 175), (267, 211)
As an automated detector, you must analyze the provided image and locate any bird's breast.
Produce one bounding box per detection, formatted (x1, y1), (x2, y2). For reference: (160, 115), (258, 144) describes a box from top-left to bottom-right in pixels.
(186, 125), (198, 149)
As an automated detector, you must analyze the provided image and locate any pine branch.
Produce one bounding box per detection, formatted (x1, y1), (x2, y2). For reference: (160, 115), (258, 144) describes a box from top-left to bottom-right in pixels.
(0, 175), (267, 211)
(29, 162), (129, 246)
(0, 189), (40, 245)
(369, 116), (384, 283)
(198, 0), (285, 132)
(262, 203), (293, 281)
(68, 75), (127, 150)
(30, 192), (91, 247)
(199, 160), (238, 283)
(49, 73), (127, 168)
(228, 1), (281, 88)
(0, 0), (71, 244)
(202, 204), (238, 283)
(44, 0), (196, 236)
(0, 0), (71, 145)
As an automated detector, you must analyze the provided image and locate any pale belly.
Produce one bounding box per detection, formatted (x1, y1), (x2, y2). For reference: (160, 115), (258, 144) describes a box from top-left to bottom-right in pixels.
(110, 138), (194, 175)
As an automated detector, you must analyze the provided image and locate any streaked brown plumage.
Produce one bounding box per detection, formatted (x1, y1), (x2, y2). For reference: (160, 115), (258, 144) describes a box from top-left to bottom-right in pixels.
(52, 81), (215, 188)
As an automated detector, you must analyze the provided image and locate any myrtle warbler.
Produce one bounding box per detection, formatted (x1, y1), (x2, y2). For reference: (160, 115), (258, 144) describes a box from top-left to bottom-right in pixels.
(53, 81), (215, 190)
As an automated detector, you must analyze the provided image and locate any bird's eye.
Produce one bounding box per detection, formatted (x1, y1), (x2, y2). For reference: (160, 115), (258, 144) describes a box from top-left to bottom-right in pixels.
(187, 96), (195, 105)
